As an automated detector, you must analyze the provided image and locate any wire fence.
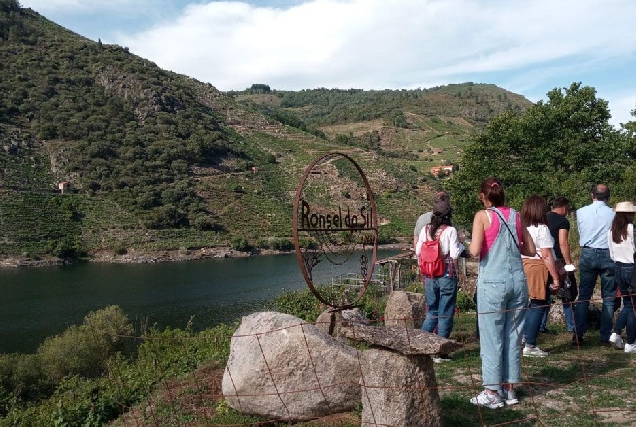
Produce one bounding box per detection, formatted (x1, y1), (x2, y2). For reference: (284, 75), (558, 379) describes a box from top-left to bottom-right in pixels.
(80, 291), (636, 426)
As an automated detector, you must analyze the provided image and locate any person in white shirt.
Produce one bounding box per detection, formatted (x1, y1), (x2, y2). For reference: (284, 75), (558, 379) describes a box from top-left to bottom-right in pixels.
(415, 198), (460, 362)
(413, 191), (449, 249)
(520, 196), (561, 358)
(607, 201), (636, 353)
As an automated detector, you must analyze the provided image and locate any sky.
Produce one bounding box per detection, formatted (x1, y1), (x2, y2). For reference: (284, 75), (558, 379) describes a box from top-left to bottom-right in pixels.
(19, 0), (636, 128)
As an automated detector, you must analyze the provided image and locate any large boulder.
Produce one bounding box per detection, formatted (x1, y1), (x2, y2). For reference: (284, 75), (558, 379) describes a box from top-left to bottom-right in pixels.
(384, 290), (426, 329)
(222, 311), (362, 421)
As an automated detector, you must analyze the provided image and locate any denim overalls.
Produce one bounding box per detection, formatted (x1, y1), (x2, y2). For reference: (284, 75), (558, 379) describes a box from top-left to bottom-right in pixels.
(476, 207), (528, 392)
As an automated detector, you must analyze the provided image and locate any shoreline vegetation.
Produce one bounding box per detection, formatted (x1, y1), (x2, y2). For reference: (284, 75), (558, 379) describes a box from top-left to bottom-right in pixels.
(0, 242), (410, 269)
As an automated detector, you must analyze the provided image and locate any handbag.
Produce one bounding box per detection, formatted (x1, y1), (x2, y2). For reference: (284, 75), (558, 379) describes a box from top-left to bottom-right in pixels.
(555, 260), (578, 302)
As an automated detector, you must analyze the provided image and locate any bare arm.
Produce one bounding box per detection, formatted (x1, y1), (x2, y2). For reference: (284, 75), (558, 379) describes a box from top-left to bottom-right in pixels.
(414, 227), (427, 257)
(469, 210), (486, 258)
(540, 247), (560, 291)
(559, 229), (572, 265)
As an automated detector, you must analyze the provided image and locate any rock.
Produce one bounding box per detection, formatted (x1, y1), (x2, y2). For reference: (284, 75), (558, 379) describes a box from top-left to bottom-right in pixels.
(315, 307), (370, 340)
(222, 312), (362, 421)
(360, 348), (442, 427)
(384, 291), (425, 329)
(338, 314), (459, 426)
(339, 323), (462, 356)
(548, 301), (567, 325)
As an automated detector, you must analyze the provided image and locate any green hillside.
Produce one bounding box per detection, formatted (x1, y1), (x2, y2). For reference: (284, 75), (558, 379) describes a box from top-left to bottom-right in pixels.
(231, 84), (531, 164)
(0, 1), (532, 261)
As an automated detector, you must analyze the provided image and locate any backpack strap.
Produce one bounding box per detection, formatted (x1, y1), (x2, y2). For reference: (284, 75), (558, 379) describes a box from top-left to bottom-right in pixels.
(488, 207), (520, 251)
(426, 224), (449, 258)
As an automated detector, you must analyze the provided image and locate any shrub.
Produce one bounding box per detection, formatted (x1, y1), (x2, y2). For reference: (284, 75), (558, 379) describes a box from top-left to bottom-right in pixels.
(270, 238), (294, 251)
(256, 238), (270, 249)
(231, 236), (251, 252)
(52, 237), (86, 260)
(0, 353), (50, 412)
(37, 305), (134, 383)
(193, 215), (218, 231)
(298, 237), (317, 249)
(377, 227), (396, 244)
(355, 284), (388, 323)
(456, 289), (476, 312)
(270, 284), (387, 324)
(270, 288), (325, 322)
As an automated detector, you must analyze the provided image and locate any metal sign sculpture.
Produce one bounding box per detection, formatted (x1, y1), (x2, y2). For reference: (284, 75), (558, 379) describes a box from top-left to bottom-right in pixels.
(292, 152), (378, 309)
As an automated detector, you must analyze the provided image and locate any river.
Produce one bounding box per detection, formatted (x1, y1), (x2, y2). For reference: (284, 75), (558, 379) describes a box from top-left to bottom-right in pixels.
(0, 249), (402, 354)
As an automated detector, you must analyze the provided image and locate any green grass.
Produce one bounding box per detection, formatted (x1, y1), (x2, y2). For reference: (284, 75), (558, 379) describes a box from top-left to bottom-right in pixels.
(432, 313), (636, 426)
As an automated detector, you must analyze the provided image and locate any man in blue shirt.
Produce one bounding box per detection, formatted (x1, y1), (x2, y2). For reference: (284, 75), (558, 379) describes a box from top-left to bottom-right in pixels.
(573, 184), (616, 346)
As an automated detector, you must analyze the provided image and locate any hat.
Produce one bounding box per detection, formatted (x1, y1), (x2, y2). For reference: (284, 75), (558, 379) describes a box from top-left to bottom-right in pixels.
(433, 199), (452, 216)
(614, 201), (636, 212)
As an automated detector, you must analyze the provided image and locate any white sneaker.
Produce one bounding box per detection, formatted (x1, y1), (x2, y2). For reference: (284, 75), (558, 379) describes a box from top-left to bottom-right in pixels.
(432, 355), (452, 363)
(523, 346), (548, 357)
(624, 343), (636, 354)
(470, 390), (504, 409)
(610, 332), (624, 349)
(499, 389), (519, 405)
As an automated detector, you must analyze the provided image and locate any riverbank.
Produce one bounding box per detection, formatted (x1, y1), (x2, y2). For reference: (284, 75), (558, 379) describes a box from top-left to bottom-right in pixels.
(0, 243), (410, 268)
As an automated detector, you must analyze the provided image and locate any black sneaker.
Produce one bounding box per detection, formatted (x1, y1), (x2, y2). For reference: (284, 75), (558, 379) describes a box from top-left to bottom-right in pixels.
(572, 335), (584, 346)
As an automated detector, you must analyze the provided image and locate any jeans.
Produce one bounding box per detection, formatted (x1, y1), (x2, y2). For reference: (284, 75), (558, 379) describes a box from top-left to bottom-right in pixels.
(542, 299), (575, 332)
(563, 302), (575, 332)
(543, 300), (575, 332)
(525, 299), (549, 346)
(614, 262), (635, 344)
(574, 248), (616, 341)
(540, 300), (550, 331)
(422, 271), (458, 339)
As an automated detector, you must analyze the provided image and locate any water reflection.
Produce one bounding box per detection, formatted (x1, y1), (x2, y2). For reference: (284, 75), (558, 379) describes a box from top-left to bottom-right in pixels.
(0, 249), (402, 353)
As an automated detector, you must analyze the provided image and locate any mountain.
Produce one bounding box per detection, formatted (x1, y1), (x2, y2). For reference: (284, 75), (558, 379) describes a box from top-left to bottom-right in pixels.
(0, 1), (532, 261)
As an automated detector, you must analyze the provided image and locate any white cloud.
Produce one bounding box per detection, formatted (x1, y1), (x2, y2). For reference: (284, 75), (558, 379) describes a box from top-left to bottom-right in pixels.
(113, 0), (636, 94)
(20, 0), (636, 125)
(607, 93), (636, 127)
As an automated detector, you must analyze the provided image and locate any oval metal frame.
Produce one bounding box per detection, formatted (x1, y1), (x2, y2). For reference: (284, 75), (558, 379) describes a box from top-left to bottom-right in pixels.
(292, 152), (378, 309)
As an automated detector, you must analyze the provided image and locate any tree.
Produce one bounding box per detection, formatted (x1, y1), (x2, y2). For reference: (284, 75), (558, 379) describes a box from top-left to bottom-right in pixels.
(621, 104), (636, 137)
(614, 104), (636, 199)
(0, 0), (21, 13)
(249, 84), (271, 94)
(446, 83), (627, 226)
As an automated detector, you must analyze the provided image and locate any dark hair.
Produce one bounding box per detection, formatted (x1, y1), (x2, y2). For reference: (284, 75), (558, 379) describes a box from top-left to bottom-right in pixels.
(593, 184), (610, 202)
(521, 196), (548, 227)
(552, 196), (570, 209)
(429, 211), (452, 239)
(611, 212), (635, 244)
(479, 177), (505, 207)
(434, 191), (450, 203)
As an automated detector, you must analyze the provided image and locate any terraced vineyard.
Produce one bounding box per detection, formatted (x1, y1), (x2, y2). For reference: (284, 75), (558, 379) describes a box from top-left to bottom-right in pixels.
(0, 5), (533, 261)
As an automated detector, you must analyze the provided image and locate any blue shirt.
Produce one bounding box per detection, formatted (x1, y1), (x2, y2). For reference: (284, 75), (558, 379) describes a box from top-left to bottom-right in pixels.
(576, 201), (615, 248)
